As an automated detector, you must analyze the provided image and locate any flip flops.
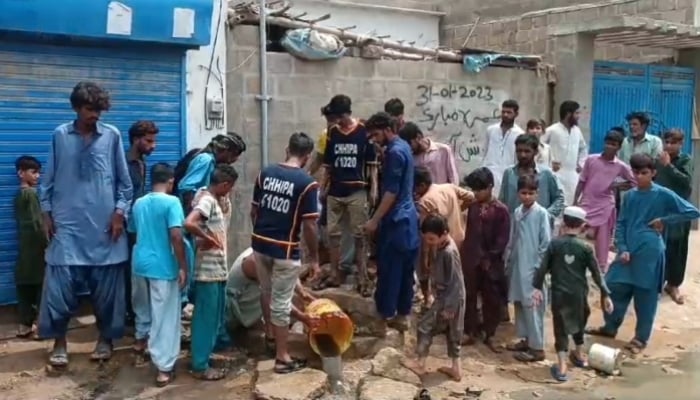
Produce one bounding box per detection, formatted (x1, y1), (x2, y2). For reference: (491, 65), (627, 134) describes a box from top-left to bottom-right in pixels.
(90, 340), (113, 362)
(49, 347), (69, 367)
(550, 365), (569, 382)
(569, 352), (589, 368)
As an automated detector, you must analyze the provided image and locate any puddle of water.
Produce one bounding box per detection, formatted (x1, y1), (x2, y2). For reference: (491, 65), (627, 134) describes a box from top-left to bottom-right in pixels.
(509, 352), (700, 400)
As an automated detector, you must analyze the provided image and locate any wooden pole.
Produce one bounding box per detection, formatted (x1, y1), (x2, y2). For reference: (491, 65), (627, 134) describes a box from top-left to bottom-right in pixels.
(228, 8), (463, 62)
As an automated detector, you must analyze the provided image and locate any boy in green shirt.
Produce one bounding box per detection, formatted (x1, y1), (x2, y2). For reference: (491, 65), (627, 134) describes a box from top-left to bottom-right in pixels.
(14, 155), (47, 339)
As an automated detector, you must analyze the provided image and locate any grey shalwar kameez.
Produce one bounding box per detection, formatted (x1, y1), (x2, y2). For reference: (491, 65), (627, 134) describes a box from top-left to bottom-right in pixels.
(416, 238), (466, 358)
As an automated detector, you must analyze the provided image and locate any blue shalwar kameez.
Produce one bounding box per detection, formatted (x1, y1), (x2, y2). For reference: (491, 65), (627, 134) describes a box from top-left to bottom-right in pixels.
(177, 152), (216, 303)
(603, 184), (699, 345)
(38, 122), (133, 341)
(374, 137), (419, 319)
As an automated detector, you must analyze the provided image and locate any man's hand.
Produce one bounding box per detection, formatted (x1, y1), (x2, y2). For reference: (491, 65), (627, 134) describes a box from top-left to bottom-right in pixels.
(576, 165), (583, 173)
(551, 161), (561, 172)
(363, 218), (379, 236)
(109, 212), (125, 242)
(532, 289), (544, 307)
(648, 218), (664, 233)
(178, 268), (188, 289)
(200, 234), (224, 250)
(619, 251), (630, 264)
(659, 151), (671, 167)
(308, 262), (321, 282)
(601, 296), (614, 314)
(42, 213), (55, 241)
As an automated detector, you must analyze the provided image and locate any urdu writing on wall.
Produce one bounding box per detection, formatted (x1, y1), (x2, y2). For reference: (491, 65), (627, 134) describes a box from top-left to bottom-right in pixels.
(412, 83), (505, 175)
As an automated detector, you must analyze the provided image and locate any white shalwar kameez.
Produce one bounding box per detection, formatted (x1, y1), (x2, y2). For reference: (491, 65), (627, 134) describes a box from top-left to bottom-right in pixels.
(542, 122), (587, 205)
(481, 123), (524, 195)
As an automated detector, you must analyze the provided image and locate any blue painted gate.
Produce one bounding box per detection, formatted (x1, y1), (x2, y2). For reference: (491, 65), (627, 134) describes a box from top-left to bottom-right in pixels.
(0, 42), (186, 305)
(591, 61), (695, 154)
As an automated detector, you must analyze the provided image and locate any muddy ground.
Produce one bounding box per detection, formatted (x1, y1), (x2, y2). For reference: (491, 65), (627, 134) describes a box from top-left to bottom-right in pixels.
(1, 232), (700, 400)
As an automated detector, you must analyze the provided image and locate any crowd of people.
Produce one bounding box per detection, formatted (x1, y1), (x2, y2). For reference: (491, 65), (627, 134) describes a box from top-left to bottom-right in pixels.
(11, 81), (700, 387)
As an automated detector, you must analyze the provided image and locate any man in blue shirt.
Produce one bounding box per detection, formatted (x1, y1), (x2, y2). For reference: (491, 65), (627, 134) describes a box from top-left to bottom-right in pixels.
(124, 120), (158, 327)
(39, 81), (133, 368)
(364, 112), (419, 332)
(251, 132), (320, 374)
(128, 163), (187, 387)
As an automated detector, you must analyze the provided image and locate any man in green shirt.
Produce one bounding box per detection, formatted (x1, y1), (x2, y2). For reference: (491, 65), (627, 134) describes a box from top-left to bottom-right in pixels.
(618, 112), (663, 164)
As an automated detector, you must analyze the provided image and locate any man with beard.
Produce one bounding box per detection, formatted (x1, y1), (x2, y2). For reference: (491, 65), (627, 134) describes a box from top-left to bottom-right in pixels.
(125, 120), (159, 326)
(399, 122), (459, 185)
(39, 81), (133, 368)
(364, 112), (419, 332)
(542, 101), (588, 206)
(481, 99), (524, 196)
(618, 112), (662, 164)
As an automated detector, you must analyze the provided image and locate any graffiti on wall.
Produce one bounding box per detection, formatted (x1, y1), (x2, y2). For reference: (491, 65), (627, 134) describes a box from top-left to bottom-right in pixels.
(412, 83), (504, 175)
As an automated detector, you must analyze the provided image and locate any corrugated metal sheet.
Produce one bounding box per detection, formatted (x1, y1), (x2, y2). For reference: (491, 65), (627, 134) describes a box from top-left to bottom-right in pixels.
(0, 43), (185, 305)
(591, 61), (695, 155)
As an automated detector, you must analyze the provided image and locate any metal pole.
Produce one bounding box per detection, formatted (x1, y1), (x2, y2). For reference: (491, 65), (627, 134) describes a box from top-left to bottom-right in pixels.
(258, 0), (270, 166)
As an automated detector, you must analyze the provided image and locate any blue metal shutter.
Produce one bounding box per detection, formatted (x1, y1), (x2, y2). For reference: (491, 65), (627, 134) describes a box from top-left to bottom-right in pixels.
(0, 42), (186, 305)
(591, 61), (695, 155)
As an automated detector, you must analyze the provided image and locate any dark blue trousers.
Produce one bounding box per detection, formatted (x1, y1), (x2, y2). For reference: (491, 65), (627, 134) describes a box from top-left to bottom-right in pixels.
(374, 244), (417, 319)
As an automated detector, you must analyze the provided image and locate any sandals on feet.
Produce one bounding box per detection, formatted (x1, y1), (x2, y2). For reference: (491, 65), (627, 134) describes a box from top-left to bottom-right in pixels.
(155, 370), (175, 387)
(90, 341), (113, 362)
(624, 338), (646, 354)
(569, 352), (589, 368)
(505, 340), (528, 352)
(49, 348), (69, 367)
(274, 358), (305, 374)
(550, 365), (569, 382)
(514, 350), (545, 363)
(584, 326), (616, 339)
(191, 368), (227, 381)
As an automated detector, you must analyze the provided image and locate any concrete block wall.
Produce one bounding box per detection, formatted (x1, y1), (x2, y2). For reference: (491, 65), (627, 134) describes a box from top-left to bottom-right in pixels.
(225, 25), (550, 256)
(441, 0), (695, 63)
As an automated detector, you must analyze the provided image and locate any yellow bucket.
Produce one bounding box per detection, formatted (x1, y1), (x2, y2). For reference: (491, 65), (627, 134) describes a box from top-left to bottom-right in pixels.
(306, 298), (355, 357)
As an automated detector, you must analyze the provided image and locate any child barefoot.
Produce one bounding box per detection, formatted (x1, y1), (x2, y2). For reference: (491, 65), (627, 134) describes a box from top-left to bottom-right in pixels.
(533, 206), (613, 382)
(403, 214), (466, 381)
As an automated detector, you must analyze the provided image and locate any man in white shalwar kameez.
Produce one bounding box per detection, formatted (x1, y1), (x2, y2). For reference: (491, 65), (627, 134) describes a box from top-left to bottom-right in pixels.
(481, 99), (524, 195)
(542, 101), (587, 205)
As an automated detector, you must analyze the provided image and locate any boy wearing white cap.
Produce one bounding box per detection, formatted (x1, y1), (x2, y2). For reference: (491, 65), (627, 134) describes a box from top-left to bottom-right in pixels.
(532, 206), (613, 382)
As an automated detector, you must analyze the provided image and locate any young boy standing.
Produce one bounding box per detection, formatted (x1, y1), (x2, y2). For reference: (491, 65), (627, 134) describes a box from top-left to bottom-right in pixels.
(129, 163), (188, 387)
(526, 119), (550, 165)
(403, 214), (466, 382)
(533, 206), (613, 382)
(14, 155), (46, 339)
(505, 175), (552, 363)
(573, 129), (635, 272)
(586, 154), (699, 353)
(461, 167), (510, 352)
(655, 129), (694, 304)
(184, 164), (238, 380)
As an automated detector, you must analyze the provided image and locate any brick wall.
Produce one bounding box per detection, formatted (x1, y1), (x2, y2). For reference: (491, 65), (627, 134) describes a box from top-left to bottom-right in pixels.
(225, 25), (550, 256)
(442, 0), (696, 63)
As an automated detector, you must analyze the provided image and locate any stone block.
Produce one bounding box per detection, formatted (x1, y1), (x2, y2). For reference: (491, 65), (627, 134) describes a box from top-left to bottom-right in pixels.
(230, 49), (260, 73)
(375, 60), (402, 79)
(370, 347), (421, 385)
(515, 30), (530, 44)
(342, 57), (376, 78)
(254, 365), (327, 400)
(618, 1), (638, 15)
(333, 79), (363, 100)
(660, 9), (688, 23)
(597, 4), (620, 18)
(517, 17), (532, 31)
(268, 99), (296, 123)
(267, 53), (293, 74)
(232, 25), (260, 48)
(637, 0), (659, 13)
(278, 77), (334, 98)
(294, 58), (341, 76)
(399, 61), (425, 80)
(244, 75), (261, 96)
(425, 64), (448, 81)
(360, 80), (388, 100)
(531, 15), (547, 28)
(357, 376), (419, 400)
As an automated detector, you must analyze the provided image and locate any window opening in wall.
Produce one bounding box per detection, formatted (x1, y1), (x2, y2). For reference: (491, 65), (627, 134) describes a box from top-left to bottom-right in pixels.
(266, 25), (289, 52)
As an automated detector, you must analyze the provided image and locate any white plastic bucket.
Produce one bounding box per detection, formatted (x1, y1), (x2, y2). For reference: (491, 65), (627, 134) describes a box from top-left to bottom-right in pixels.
(588, 343), (621, 375)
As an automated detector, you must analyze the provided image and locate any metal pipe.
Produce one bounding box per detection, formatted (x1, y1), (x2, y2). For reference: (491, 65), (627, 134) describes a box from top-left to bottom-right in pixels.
(257, 0), (270, 166)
